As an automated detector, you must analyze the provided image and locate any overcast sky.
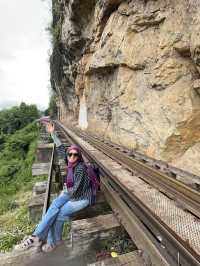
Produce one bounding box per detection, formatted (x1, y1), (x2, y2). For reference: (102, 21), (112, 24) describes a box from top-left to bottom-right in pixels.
(0, 0), (52, 111)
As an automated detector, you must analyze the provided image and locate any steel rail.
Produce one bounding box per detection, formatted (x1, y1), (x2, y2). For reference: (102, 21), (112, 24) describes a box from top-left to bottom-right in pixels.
(72, 128), (200, 219)
(42, 143), (55, 215)
(74, 128), (200, 187)
(54, 121), (200, 266)
(101, 176), (200, 266)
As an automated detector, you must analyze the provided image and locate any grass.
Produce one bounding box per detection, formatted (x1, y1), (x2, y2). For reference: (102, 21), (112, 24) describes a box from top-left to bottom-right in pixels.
(0, 191), (35, 252)
(0, 176), (48, 253)
(0, 122), (39, 215)
(0, 121), (49, 252)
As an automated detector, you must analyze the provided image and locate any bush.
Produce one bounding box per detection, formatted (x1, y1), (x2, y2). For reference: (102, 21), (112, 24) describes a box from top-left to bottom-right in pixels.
(0, 117), (49, 252)
(0, 102), (53, 252)
(0, 121), (39, 215)
(0, 102), (39, 135)
(0, 197), (36, 252)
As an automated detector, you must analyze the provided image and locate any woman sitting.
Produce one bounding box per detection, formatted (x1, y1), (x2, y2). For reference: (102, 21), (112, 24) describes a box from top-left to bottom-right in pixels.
(14, 122), (94, 252)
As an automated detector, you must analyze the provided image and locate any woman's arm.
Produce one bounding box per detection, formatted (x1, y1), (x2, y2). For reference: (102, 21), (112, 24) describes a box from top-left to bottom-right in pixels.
(46, 122), (67, 160)
(50, 131), (62, 147)
(51, 132), (66, 160)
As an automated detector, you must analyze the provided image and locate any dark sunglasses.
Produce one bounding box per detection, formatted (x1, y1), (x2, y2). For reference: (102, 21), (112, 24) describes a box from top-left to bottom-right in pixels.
(67, 152), (79, 157)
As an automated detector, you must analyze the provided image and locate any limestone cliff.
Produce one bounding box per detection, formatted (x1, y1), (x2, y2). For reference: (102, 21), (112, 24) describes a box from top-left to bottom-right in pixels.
(50, 0), (200, 176)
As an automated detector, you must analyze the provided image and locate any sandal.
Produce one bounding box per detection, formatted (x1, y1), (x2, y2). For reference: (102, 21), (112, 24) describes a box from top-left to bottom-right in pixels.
(14, 235), (41, 251)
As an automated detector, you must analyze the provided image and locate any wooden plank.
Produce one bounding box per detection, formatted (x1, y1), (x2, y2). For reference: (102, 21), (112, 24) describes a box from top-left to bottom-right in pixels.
(37, 143), (54, 149)
(32, 162), (51, 176)
(88, 251), (145, 266)
(32, 162), (51, 168)
(35, 146), (53, 163)
(28, 193), (46, 223)
(72, 213), (120, 237)
(72, 192), (111, 220)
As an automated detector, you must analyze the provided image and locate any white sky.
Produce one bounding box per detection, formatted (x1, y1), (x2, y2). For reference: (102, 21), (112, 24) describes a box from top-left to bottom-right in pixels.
(0, 0), (52, 111)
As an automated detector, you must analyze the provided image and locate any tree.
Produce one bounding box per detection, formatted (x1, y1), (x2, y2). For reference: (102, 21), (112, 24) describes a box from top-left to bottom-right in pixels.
(0, 103), (40, 135)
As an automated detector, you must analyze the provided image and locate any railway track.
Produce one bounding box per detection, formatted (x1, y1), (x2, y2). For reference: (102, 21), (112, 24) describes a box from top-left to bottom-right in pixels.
(73, 129), (200, 190)
(51, 121), (200, 266)
(71, 127), (200, 219)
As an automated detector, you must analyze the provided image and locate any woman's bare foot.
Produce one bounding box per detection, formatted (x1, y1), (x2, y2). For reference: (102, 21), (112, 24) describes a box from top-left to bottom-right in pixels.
(41, 240), (64, 253)
(41, 243), (56, 253)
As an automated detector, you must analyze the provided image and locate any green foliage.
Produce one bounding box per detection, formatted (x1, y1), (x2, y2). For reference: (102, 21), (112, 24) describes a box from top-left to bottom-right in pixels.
(62, 221), (71, 240)
(0, 121), (39, 215)
(48, 93), (58, 118)
(45, 93), (58, 119)
(52, 0), (60, 16)
(99, 229), (136, 255)
(0, 193), (36, 252)
(46, 22), (61, 46)
(0, 133), (6, 151)
(2, 123), (38, 160)
(0, 102), (39, 135)
(0, 176), (48, 252)
(0, 116), (50, 252)
(45, 0), (63, 46)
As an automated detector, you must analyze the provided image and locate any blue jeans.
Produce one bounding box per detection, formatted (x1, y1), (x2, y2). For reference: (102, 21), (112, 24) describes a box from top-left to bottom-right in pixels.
(32, 192), (89, 245)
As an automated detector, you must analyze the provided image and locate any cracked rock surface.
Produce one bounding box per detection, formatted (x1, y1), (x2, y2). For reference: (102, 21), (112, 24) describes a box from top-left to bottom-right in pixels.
(51, 0), (200, 176)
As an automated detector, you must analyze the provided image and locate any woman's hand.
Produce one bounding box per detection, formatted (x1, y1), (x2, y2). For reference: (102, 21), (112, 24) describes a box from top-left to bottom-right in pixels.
(60, 185), (68, 196)
(46, 122), (55, 134)
(59, 190), (66, 196)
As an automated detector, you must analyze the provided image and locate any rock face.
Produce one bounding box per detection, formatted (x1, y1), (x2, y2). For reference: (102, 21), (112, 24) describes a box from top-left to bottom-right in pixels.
(50, 0), (200, 176)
